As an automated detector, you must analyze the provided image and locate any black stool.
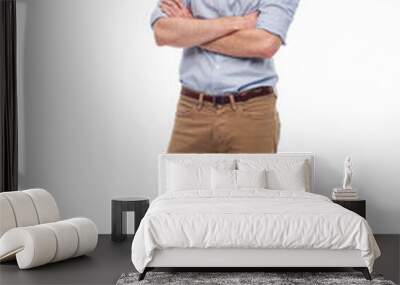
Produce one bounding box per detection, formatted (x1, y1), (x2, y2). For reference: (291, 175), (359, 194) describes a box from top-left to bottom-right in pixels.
(111, 197), (149, 242)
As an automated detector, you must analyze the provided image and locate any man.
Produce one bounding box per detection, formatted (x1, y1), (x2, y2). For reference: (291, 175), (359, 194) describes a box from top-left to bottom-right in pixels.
(150, 0), (299, 153)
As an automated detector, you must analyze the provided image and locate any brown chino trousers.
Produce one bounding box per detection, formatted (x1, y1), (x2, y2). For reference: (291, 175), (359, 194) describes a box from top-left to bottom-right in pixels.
(167, 89), (280, 153)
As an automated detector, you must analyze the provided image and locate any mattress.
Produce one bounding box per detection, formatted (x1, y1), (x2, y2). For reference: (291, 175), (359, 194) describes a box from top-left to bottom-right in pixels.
(131, 189), (380, 273)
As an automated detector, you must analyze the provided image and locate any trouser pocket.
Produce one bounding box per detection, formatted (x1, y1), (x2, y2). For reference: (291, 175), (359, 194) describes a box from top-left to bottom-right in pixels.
(239, 94), (276, 120)
(175, 95), (197, 116)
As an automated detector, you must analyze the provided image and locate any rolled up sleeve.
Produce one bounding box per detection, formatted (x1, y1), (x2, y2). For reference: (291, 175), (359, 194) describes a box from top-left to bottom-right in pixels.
(150, 1), (167, 28)
(256, 0), (300, 45)
(150, 0), (191, 29)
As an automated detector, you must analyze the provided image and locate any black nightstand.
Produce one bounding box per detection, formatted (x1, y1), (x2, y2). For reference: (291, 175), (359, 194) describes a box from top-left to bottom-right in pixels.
(332, 199), (366, 219)
(111, 197), (149, 242)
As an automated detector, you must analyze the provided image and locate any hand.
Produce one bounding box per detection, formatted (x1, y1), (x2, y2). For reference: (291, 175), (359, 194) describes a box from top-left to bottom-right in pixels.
(226, 11), (258, 31)
(241, 11), (259, 29)
(160, 0), (193, 19)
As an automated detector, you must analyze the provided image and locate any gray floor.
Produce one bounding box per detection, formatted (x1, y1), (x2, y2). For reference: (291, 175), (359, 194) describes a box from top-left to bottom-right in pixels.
(0, 235), (399, 285)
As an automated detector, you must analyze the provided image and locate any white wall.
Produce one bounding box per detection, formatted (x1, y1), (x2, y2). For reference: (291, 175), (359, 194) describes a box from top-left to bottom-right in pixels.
(17, 0), (400, 234)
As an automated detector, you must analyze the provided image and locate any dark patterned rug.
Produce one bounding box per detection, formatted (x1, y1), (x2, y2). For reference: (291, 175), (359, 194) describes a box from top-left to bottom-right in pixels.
(116, 271), (396, 285)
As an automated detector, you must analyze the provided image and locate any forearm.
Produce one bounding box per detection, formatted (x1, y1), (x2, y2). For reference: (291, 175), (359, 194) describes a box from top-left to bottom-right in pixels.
(200, 29), (281, 59)
(153, 17), (244, 48)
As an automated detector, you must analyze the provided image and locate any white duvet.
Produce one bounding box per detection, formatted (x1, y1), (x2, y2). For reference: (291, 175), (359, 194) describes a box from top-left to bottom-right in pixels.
(131, 190), (380, 273)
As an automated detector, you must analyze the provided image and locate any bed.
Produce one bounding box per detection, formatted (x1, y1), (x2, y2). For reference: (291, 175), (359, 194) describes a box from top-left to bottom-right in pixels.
(131, 153), (381, 280)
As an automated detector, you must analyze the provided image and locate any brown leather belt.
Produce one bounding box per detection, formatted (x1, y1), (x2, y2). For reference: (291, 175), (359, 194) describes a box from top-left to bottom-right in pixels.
(181, 86), (274, 105)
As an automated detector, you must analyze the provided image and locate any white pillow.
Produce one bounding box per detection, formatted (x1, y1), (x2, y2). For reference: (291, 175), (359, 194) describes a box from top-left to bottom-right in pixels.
(167, 163), (210, 191)
(211, 168), (236, 190)
(211, 168), (268, 190)
(237, 159), (310, 192)
(266, 164), (307, 191)
(166, 160), (235, 191)
(237, 169), (267, 189)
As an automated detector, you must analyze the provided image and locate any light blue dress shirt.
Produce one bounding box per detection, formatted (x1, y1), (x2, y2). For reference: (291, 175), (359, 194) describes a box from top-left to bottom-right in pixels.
(150, 0), (299, 95)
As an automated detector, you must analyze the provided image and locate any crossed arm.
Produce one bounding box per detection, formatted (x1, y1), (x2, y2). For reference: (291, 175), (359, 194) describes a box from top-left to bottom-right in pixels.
(153, 0), (282, 59)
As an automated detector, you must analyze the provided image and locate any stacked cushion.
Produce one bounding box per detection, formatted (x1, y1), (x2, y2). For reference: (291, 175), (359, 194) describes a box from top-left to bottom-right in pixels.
(237, 158), (311, 192)
(166, 159), (235, 191)
(165, 158), (311, 192)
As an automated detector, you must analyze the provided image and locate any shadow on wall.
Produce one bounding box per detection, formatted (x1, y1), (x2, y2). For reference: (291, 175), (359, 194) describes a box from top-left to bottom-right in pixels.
(16, 0), (27, 188)
(18, 0), (48, 191)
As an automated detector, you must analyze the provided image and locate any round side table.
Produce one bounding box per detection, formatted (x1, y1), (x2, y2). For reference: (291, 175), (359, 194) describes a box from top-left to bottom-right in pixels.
(111, 197), (149, 242)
